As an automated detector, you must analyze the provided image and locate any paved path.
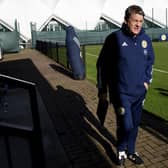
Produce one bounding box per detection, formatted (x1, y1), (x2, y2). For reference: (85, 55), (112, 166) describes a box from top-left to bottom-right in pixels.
(0, 49), (168, 168)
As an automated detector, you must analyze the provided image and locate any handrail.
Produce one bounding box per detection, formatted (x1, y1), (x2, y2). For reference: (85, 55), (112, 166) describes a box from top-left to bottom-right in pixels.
(0, 74), (45, 168)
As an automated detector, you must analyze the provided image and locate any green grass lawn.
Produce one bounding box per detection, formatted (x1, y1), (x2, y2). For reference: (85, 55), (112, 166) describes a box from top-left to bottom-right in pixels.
(85, 42), (168, 121)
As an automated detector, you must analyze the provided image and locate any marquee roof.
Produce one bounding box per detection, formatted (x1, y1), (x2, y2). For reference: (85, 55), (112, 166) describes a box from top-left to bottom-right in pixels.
(0, 0), (168, 40)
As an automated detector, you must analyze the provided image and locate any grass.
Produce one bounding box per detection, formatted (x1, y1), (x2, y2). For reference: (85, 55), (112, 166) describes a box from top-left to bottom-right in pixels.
(85, 42), (168, 121)
(145, 42), (168, 120)
(85, 45), (102, 83)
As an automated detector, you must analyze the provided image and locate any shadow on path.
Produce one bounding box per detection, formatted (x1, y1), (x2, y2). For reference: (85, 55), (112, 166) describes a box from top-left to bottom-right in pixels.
(155, 88), (168, 97)
(50, 63), (168, 144)
(54, 85), (118, 165)
(0, 59), (118, 167)
(1, 58), (168, 167)
(141, 109), (168, 143)
(50, 64), (73, 79)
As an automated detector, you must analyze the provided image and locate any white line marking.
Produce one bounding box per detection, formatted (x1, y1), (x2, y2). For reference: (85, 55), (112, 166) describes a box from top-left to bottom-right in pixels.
(153, 68), (168, 74)
(86, 52), (168, 74)
(86, 52), (98, 57)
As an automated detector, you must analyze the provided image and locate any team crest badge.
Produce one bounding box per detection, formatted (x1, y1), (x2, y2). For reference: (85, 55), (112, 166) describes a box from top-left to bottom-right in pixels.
(118, 107), (125, 115)
(161, 34), (167, 41)
(141, 40), (147, 48)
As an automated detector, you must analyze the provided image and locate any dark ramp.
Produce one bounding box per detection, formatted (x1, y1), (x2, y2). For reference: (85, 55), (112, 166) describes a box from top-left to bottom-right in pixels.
(0, 60), (71, 168)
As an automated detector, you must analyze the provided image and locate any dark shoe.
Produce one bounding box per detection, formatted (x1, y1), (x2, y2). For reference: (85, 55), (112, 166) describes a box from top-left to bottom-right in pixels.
(128, 152), (144, 165)
(117, 151), (127, 166)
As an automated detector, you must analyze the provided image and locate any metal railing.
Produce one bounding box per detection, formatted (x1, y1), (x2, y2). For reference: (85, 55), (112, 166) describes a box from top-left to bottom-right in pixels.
(36, 40), (86, 77)
(0, 74), (45, 168)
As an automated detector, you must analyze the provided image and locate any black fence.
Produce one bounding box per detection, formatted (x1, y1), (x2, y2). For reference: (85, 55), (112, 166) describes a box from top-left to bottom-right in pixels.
(0, 74), (45, 168)
(36, 40), (86, 77)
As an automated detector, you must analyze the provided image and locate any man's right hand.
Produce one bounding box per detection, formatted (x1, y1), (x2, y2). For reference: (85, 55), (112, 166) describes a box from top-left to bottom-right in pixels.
(98, 93), (107, 102)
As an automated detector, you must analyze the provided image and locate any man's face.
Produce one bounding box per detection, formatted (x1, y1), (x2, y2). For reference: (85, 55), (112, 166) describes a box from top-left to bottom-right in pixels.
(126, 13), (144, 35)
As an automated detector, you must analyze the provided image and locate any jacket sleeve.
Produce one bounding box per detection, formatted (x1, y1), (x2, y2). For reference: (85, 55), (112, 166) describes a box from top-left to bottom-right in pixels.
(144, 39), (155, 84)
(96, 34), (115, 96)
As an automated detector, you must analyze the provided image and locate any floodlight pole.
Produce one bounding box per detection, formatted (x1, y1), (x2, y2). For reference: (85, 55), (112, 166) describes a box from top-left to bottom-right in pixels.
(166, 8), (167, 28)
(151, 8), (154, 40)
(152, 8), (154, 28)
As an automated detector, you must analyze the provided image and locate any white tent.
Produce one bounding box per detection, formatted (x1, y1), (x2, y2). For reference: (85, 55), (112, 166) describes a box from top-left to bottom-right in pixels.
(0, 0), (52, 40)
(102, 0), (168, 28)
(0, 0), (168, 41)
(143, 0), (168, 27)
(102, 0), (143, 25)
(54, 0), (105, 30)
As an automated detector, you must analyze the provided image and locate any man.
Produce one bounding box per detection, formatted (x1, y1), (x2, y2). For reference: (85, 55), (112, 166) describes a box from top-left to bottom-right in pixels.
(96, 5), (155, 166)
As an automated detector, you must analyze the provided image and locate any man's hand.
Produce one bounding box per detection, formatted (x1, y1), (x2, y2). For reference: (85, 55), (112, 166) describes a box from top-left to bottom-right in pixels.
(144, 82), (149, 90)
(97, 93), (108, 126)
(98, 93), (107, 102)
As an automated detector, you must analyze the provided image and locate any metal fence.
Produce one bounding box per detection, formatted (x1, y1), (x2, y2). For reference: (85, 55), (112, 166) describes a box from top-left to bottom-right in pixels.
(34, 27), (168, 80)
(31, 28), (168, 49)
(0, 74), (45, 168)
(36, 40), (86, 77)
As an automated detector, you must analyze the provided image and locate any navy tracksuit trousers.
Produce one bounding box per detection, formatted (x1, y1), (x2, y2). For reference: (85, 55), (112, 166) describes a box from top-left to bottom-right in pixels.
(114, 93), (146, 154)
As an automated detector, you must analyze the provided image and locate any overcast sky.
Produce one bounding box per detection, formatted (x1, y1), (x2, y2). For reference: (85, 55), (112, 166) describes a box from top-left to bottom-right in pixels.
(0, 0), (168, 39)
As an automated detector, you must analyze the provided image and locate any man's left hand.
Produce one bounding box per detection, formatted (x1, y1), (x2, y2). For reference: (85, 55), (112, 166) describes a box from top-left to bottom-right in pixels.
(144, 82), (149, 90)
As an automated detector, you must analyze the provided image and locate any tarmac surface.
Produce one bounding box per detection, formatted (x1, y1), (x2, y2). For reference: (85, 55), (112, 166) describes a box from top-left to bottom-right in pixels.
(0, 49), (168, 168)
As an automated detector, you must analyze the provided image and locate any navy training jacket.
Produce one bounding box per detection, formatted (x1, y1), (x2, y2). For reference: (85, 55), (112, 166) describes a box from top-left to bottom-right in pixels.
(97, 24), (155, 101)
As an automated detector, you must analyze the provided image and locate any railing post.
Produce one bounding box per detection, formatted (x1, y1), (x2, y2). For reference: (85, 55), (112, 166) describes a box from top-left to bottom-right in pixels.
(81, 45), (86, 78)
